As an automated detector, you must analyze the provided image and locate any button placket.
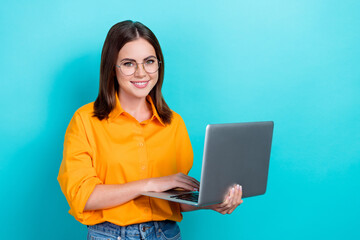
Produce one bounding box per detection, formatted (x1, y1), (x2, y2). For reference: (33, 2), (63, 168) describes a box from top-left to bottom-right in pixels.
(136, 125), (148, 178)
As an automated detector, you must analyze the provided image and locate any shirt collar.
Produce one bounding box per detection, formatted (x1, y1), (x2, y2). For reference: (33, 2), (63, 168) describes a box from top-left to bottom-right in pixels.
(109, 94), (165, 126)
(146, 95), (165, 126)
(108, 93), (125, 120)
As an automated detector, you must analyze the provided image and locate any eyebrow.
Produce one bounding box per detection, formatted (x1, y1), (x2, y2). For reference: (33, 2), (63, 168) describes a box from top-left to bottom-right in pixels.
(120, 55), (157, 62)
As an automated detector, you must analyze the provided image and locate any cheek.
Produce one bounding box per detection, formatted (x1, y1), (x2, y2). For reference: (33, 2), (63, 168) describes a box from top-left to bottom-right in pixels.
(116, 72), (130, 87)
(151, 73), (159, 84)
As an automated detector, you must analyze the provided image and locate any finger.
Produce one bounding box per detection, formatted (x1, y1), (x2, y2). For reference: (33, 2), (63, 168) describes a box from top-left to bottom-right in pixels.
(229, 200), (243, 213)
(171, 178), (197, 191)
(184, 175), (200, 188)
(176, 181), (198, 191)
(186, 175), (200, 186)
(227, 185), (243, 214)
(176, 174), (200, 189)
(219, 188), (233, 208)
(181, 180), (199, 190)
(220, 193), (231, 207)
(233, 184), (243, 205)
(220, 210), (228, 215)
(215, 206), (228, 215)
(216, 202), (231, 211)
(226, 203), (237, 214)
(176, 177), (199, 190)
(234, 184), (242, 205)
(219, 188), (231, 206)
(214, 202), (233, 213)
(227, 205), (237, 214)
(220, 189), (233, 210)
(177, 173), (200, 187)
(229, 186), (236, 207)
(233, 185), (241, 205)
(239, 185), (243, 202)
(187, 178), (200, 189)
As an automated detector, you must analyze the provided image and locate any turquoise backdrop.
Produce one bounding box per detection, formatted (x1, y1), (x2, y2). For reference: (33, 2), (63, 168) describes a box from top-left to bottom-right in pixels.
(1, 0), (359, 239)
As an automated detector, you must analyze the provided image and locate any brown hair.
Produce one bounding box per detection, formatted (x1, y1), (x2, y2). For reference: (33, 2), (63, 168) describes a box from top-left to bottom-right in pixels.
(93, 20), (172, 124)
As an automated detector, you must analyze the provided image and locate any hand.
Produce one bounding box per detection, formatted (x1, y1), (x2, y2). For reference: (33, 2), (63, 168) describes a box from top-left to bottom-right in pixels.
(146, 173), (200, 192)
(205, 184), (243, 215)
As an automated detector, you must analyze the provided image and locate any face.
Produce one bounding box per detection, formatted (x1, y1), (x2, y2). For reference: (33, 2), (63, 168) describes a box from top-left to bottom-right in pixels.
(115, 38), (159, 101)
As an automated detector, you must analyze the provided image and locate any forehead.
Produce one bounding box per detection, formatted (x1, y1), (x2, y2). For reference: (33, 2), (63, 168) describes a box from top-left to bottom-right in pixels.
(118, 38), (156, 60)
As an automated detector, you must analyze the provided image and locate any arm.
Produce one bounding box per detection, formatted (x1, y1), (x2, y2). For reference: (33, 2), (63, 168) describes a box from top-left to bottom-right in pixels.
(85, 173), (200, 211)
(84, 179), (149, 211)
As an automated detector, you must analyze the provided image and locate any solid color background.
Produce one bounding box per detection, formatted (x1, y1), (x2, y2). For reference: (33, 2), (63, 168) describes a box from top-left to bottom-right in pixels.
(1, 0), (359, 239)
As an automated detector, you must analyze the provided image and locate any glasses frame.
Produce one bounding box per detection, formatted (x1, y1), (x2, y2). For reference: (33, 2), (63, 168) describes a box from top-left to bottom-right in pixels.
(116, 58), (162, 76)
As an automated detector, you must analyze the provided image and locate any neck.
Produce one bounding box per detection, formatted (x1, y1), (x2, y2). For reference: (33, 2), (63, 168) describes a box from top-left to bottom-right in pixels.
(118, 91), (151, 121)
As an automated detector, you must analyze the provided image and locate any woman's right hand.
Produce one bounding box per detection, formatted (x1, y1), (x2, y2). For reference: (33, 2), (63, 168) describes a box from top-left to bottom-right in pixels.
(146, 173), (200, 192)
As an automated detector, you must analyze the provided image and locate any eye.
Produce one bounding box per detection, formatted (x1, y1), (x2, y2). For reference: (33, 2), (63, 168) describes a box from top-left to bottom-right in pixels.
(145, 59), (156, 65)
(122, 61), (135, 67)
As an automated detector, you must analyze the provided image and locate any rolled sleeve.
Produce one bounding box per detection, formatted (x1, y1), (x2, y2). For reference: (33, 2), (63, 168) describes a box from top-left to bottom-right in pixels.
(57, 112), (102, 222)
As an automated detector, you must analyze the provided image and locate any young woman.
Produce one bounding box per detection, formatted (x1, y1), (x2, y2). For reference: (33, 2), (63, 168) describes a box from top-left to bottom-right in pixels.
(58, 20), (243, 240)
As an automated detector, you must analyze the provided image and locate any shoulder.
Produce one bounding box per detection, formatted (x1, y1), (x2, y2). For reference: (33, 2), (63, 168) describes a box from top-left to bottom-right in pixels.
(73, 102), (95, 118)
(169, 110), (191, 140)
(170, 110), (183, 123)
(170, 110), (188, 128)
(68, 102), (96, 126)
(65, 102), (95, 135)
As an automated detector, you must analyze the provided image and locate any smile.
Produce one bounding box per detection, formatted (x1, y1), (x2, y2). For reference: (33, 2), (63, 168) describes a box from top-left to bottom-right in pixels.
(130, 81), (150, 89)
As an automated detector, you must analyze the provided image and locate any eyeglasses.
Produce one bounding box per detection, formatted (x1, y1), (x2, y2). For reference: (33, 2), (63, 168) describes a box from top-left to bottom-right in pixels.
(116, 57), (161, 76)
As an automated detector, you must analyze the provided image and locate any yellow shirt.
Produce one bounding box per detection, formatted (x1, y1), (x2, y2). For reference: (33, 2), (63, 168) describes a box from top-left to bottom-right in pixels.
(57, 95), (193, 226)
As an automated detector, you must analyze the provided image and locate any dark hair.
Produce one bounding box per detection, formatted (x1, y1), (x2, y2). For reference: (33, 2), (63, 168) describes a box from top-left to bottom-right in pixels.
(93, 20), (172, 124)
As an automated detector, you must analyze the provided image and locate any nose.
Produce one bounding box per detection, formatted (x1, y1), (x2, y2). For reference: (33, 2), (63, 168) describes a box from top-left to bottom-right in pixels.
(134, 63), (147, 77)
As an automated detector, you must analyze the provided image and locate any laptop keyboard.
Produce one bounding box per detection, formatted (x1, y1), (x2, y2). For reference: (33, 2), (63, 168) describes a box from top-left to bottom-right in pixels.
(170, 192), (199, 202)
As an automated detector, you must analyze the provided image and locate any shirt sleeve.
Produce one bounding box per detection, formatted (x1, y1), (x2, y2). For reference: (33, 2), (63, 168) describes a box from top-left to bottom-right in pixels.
(57, 111), (102, 222)
(174, 113), (194, 174)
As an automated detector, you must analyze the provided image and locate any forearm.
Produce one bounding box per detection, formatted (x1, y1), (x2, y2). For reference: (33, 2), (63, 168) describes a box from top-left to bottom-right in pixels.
(84, 173), (200, 211)
(84, 178), (150, 211)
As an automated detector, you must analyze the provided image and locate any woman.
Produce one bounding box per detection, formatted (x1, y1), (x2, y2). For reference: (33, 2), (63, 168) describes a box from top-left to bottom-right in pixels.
(58, 20), (243, 240)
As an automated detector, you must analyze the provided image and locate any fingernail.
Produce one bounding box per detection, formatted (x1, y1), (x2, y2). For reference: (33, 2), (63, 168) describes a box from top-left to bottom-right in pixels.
(194, 188), (198, 191)
(240, 185), (242, 191)
(232, 187), (235, 192)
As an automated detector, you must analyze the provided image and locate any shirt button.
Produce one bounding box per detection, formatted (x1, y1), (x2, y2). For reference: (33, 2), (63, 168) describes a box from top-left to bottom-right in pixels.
(142, 166), (146, 170)
(139, 142), (144, 147)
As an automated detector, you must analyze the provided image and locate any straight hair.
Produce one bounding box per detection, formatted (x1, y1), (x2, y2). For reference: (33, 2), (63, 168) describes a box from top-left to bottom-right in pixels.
(93, 20), (172, 124)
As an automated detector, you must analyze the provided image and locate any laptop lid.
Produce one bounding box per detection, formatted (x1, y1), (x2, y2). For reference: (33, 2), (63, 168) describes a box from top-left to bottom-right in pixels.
(142, 121), (274, 207)
(197, 121), (274, 206)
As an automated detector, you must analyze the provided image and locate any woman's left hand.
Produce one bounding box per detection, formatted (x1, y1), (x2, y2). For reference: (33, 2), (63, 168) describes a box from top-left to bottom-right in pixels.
(204, 184), (243, 215)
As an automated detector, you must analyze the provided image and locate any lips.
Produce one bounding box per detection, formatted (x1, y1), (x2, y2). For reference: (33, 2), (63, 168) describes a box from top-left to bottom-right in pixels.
(130, 81), (149, 89)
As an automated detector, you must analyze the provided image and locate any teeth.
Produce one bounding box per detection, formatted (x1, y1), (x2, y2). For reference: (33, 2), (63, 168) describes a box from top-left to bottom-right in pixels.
(132, 81), (147, 86)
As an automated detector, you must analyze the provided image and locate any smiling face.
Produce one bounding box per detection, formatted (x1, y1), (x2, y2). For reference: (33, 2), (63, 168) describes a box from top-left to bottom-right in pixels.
(115, 38), (159, 101)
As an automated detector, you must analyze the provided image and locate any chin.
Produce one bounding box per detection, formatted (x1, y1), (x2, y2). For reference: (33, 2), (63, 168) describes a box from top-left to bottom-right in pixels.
(131, 90), (152, 99)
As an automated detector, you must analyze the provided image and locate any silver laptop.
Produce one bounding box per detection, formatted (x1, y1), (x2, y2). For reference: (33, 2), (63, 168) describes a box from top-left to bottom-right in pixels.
(142, 121), (274, 207)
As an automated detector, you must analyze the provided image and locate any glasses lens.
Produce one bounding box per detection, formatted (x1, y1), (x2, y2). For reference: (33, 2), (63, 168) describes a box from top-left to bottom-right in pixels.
(144, 58), (160, 73)
(119, 60), (136, 75)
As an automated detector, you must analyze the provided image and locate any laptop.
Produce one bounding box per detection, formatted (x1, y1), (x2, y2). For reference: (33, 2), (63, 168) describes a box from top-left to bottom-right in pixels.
(141, 121), (274, 207)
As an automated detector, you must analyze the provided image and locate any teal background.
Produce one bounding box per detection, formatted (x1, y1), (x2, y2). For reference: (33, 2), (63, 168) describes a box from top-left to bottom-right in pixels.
(1, 0), (359, 239)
